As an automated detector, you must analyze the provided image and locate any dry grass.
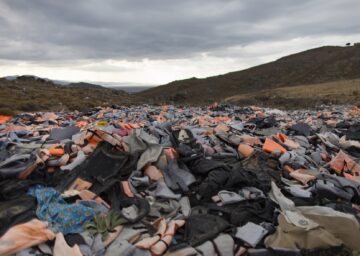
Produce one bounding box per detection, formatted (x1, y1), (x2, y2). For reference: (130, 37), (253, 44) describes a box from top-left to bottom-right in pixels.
(225, 79), (360, 109)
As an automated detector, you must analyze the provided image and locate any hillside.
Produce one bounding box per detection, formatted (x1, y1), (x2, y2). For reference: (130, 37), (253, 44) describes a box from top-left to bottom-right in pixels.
(138, 45), (360, 105)
(1, 45), (360, 114)
(225, 79), (360, 108)
(0, 76), (134, 115)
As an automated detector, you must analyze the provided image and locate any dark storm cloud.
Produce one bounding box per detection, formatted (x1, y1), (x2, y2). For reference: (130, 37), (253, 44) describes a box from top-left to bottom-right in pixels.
(0, 0), (359, 61)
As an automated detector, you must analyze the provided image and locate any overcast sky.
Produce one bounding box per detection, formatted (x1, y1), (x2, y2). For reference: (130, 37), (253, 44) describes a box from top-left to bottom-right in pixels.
(0, 0), (359, 86)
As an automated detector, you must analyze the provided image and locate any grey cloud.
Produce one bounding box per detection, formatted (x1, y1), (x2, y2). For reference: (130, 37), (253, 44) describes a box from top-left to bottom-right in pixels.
(0, 0), (359, 62)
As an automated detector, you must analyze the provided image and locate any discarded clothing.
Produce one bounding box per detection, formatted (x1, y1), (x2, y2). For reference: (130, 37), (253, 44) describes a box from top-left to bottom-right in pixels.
(28, 185), (95, 234)
(0, 219), (55, 256)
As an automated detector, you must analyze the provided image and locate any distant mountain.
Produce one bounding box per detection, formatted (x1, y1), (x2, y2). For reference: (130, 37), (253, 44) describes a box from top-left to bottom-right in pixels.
(138, 45), (360, 106)
(67, 82), (104, 89)
(2, 75), (153, 93)
(111, 86), (153, 93)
